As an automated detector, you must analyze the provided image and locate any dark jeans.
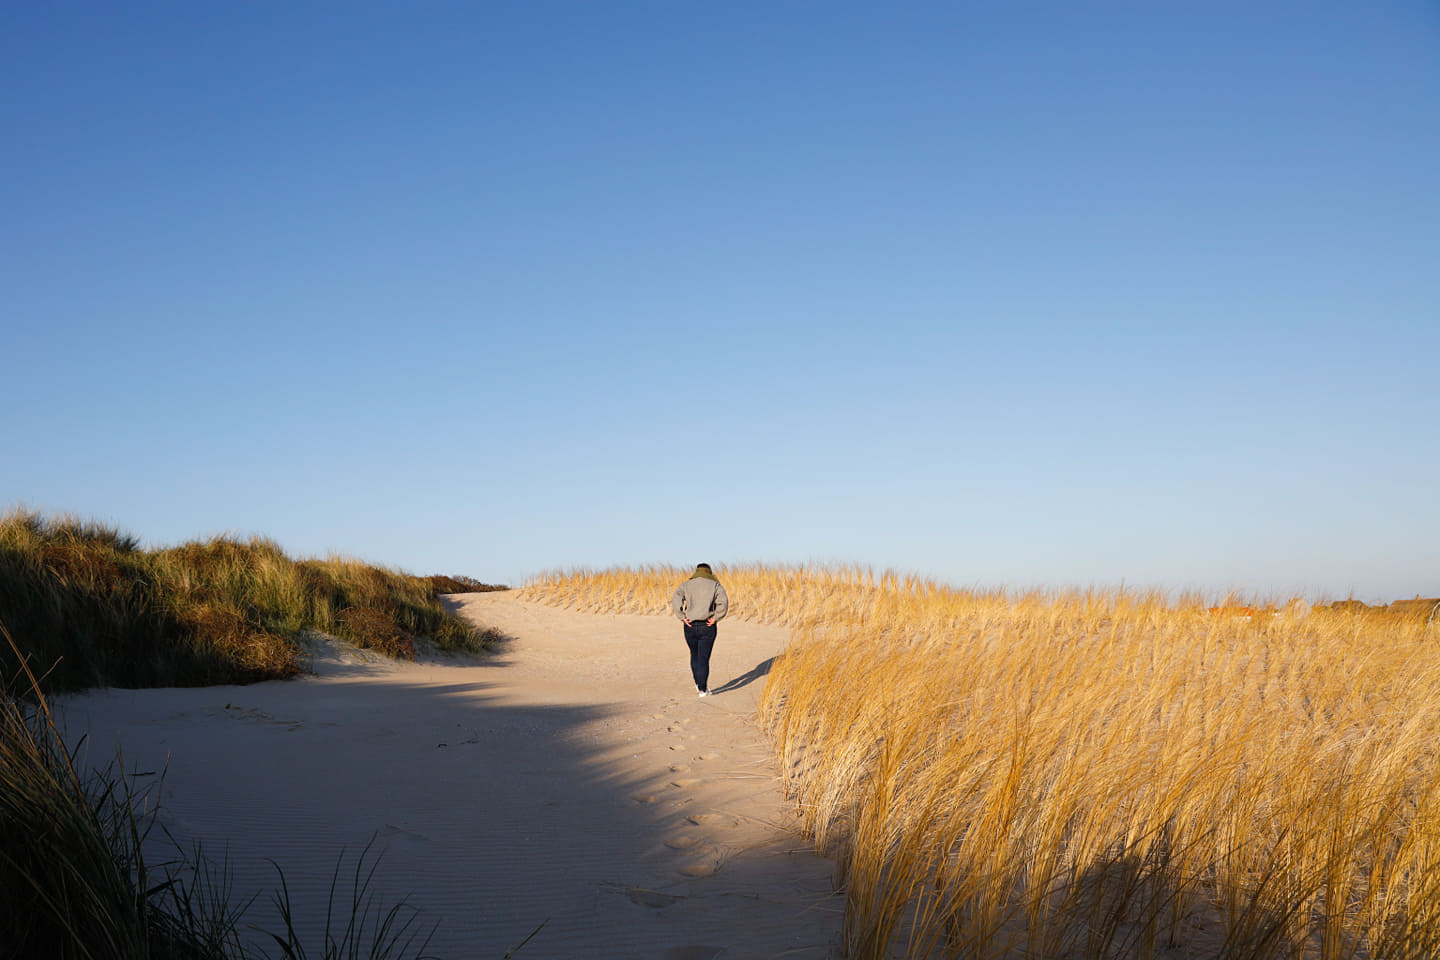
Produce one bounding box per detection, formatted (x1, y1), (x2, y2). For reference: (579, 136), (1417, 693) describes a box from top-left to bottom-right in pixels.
(683, 620), (717, 691)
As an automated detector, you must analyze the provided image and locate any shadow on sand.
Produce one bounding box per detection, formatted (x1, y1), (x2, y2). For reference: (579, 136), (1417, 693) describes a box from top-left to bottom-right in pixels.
(709, 656), (775, 696)
(55, 650), (837, 959)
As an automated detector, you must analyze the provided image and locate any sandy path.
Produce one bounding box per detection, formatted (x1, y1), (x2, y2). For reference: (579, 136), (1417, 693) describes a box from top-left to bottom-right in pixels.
(57, 592), (842, 960)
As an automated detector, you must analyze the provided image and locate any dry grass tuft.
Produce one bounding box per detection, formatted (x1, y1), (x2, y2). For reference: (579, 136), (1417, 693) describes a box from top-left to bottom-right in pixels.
(338, 606), (417, 660)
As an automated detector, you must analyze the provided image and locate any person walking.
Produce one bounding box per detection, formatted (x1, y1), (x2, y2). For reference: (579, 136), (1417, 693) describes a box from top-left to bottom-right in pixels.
(671, 563), (729, 697)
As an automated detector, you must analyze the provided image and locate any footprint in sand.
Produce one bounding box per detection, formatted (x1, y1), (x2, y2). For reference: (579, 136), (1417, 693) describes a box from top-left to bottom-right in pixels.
(632, 794), (661, 805)
(623, 887), (685, 909)
(678, 860), (718, 878)
(665, 835), (700, 850)
(669, 778), (702, 789)
(696, 752), (721, 761)
(668, 764), (690, 773)
(685, 813), (733, 828)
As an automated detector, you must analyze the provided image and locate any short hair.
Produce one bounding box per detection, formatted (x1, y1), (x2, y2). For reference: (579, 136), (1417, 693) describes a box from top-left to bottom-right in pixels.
(695, 563), (712, 571)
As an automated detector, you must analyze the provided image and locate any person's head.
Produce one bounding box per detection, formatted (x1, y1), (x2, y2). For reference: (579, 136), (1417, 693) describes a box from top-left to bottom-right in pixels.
(695, 563), (712, 573)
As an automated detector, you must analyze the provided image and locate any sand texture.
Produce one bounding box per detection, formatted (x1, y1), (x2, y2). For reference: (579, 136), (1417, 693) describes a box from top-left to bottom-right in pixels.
(57, 592), (842, 960)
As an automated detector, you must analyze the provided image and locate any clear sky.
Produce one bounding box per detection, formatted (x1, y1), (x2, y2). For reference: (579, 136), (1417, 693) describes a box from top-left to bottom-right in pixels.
(3, 2), (1437, 603)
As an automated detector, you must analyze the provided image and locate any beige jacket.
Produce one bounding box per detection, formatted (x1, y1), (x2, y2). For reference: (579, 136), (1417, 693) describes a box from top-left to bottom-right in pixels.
(671, 576), (729, 623)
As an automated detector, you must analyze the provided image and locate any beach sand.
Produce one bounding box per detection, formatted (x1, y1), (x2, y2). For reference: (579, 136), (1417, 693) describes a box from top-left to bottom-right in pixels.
(57, 592), (842, 960)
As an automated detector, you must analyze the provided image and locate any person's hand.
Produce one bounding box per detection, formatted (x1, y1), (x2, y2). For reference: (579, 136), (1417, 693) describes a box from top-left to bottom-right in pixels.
(683, 618), (692, 626)
(706, 617), (715, 626)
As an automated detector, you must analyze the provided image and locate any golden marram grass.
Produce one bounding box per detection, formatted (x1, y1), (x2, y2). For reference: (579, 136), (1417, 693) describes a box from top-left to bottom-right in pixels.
(524, 565), (1440, 960)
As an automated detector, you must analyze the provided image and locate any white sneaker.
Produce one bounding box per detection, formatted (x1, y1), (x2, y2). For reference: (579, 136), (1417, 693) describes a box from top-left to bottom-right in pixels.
(697, 688), (708, 698)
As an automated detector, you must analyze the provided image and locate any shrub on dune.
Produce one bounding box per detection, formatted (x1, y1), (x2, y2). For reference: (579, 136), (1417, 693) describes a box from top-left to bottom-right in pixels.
(413, 574), (506, 596)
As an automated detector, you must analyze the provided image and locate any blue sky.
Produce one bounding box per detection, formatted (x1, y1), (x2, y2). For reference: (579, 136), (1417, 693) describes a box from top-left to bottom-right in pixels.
(3, 2), (1437, 602)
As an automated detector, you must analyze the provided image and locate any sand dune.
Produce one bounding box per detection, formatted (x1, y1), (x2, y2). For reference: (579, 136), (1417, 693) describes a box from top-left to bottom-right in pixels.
(57, 592), (842, 959)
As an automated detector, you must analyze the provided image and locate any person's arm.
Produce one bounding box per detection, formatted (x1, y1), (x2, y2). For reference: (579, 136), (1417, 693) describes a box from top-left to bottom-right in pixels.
(672, 585), (688, 621)
(710, 583), (729, 623)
